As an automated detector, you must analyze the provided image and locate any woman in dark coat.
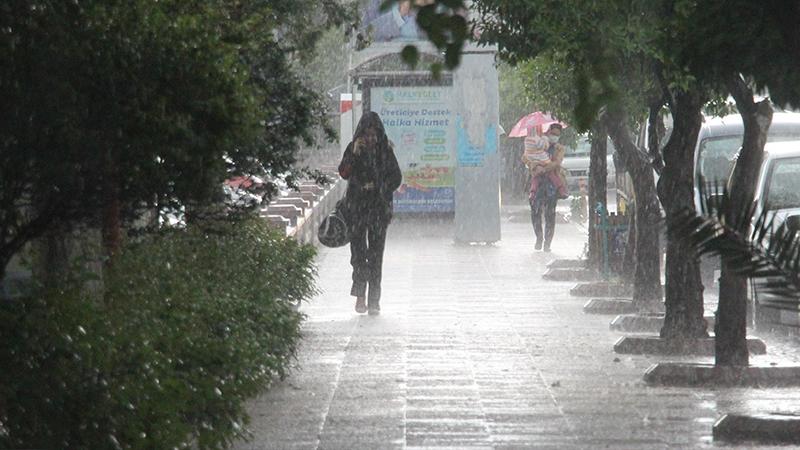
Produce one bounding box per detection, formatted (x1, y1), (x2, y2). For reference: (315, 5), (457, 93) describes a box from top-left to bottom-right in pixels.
(338, 112), (402, 315)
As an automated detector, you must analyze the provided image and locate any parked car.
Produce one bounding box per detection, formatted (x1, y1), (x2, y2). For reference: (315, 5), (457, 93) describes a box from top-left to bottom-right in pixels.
(692, 112), (800, 287)
(560, 135), (616, 194)
(693, 112), (800, 211)
(747, 141), (800, 237)
(725, 140), (800, 330)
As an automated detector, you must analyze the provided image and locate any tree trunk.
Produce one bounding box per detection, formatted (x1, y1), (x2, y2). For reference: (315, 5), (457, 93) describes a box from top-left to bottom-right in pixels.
(0, 254), (9, 284)
(33, 226), (70, 290)
(587, 120), (608, 271)
(715, 76), (773, 366)
(622, 204), (636, 284)
(647, 103), (665, 175)
(657, 89), (708, 340)
(0, 211), (57, 284)
(603, 108), (663, 309)
(102, 149), (122, 266)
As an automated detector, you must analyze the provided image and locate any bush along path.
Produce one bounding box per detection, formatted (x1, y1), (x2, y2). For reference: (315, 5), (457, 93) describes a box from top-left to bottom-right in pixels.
(0, 219), (316, 449)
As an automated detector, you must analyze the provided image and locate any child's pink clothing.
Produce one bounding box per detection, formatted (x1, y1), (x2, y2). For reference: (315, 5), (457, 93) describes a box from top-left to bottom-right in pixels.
(524, 129), (568, 199)
(523, 134), (550, 164)
(529, 169), (568, 200)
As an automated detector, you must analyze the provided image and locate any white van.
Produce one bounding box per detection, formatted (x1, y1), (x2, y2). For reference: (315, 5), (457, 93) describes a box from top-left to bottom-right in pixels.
(726, 140), (800, 331)
(560, 135), (616, 194)
(693, 112), (800, 212)
(692, 113), (800, 287)
(750, 141), (800, 234)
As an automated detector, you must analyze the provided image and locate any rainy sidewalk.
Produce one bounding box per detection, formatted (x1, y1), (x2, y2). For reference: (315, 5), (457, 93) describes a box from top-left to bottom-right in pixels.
(234, 204), (800, 450)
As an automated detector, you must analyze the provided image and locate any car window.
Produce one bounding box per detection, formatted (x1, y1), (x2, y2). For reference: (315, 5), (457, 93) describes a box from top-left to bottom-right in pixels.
(768, 133), (800, 143)
(697, 136), (741, 186)
(565, 139), (591, 157)
(765, 156), (800, 211)
(697, 132), (800, 186)
(565, 137), (614, 158)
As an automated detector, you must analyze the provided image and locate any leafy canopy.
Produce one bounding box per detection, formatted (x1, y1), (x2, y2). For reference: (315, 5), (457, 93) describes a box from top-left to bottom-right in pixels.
(0, 0), (352, 271)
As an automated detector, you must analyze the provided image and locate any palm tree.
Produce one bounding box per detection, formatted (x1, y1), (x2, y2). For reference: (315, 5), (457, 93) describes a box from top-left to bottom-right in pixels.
(669, 183), (800, 367)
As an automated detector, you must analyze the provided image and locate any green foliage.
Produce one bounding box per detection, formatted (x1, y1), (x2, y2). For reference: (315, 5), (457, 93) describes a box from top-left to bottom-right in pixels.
(407, 0), (800, 129)
(470, 0), (652, 129)
(401, 45), (420, 69)
(0, 219), (316, 449)
(301, 25), (353, 103)
(1, 0), (254, 217)
(516, 53), (578, 125)
(0, 0), (351, 274)
(670, 1), (800, 109)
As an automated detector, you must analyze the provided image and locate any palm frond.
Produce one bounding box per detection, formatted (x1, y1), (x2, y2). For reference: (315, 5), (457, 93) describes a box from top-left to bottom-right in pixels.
(668, 182), (800, 307)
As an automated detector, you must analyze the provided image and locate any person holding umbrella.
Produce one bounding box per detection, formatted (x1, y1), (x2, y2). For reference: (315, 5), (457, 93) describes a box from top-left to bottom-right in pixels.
(522, 124), (568, 200)
(509, 113), (568, 252)
(528, 123), (567, 252)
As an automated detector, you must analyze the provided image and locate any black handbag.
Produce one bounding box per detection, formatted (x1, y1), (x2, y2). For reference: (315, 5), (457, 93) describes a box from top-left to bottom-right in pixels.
(318, 199), (350, 247)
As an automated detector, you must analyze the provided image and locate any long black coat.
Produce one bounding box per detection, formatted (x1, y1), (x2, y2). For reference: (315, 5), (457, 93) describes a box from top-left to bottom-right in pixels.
(338, 113), (402, 224)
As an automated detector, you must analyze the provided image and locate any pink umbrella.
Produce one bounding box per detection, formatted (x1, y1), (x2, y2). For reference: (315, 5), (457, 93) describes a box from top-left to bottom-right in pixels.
(508, 111), (567, 137)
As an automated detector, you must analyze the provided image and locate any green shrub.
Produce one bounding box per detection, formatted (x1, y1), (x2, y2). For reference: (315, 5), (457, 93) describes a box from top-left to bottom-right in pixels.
(0, 219), (316, 449)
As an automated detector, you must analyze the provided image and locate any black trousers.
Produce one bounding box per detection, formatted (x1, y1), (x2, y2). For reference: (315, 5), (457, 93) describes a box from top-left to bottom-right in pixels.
(349, 216), (388, 306)
(530, 194), (558, 247)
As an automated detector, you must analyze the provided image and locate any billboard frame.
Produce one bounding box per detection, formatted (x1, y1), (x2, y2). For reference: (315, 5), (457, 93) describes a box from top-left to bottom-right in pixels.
(359, 73), (454, 112)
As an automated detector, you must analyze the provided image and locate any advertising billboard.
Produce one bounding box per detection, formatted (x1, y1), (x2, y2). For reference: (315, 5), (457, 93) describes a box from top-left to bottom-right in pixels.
(370, 86), (455, 212)
(360, 0), (430, 43)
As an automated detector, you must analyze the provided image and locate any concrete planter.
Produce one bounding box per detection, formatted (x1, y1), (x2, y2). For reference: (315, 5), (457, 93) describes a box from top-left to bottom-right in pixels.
(617, 336), (766, 356)
(570, 281), (633, 298)
(546, 258), (588, 269)
(643, 361), (800, 387)
(543, 267), (599, 282)
(583, 298), (636, 315)
(714, 413), (800, 445)
(610, 313), (715, 333)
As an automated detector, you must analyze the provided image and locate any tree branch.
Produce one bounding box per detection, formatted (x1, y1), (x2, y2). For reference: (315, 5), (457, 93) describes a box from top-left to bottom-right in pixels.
(727, 74), (756, 115)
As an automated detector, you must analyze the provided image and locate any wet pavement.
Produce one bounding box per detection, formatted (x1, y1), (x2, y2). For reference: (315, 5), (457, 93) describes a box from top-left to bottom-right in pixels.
(234, 203), (800, 449)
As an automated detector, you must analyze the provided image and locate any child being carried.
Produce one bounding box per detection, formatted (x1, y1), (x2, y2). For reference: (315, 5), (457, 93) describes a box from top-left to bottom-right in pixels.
(522, 126), (568, 199)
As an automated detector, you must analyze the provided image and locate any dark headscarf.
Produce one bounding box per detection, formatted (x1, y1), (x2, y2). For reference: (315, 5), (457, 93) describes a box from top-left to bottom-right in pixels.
(352, 111), (390, 155)
(339, 112), (403, 222)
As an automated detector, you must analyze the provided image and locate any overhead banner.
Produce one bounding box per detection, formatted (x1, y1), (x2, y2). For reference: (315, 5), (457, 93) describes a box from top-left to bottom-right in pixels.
(371, 86), (455, 212)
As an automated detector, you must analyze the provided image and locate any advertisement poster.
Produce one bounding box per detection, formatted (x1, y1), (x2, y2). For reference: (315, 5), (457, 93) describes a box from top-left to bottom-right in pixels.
(359, 1), (467, 44)
(371, 86), (455, 212)
(455, 116), (497, 167)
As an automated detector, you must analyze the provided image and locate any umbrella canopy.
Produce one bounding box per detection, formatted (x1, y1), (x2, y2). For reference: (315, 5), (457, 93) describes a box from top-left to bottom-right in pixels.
(508, 111), (566, 137)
